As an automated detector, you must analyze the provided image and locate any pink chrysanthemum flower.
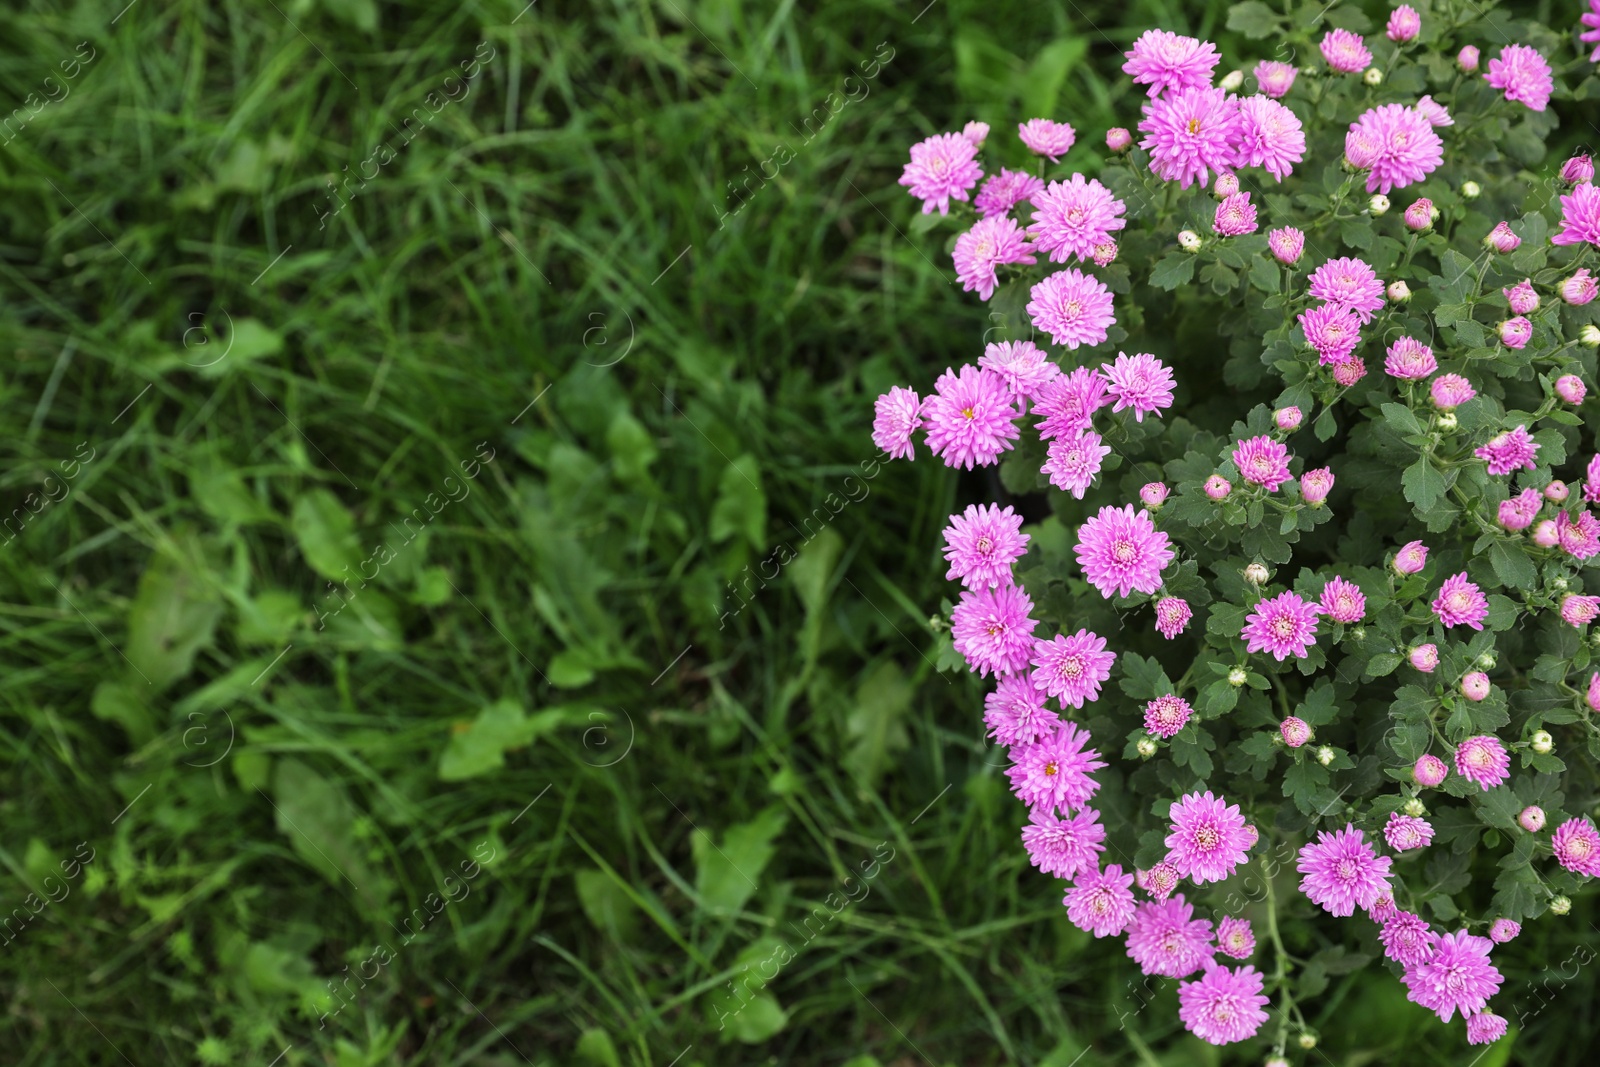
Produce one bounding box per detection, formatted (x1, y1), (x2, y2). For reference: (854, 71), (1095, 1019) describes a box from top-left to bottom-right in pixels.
(1384, 336), (1436, 379)
(1007, 721), (1107, 813)
(1102, 351), (1176, 421)
(953, 215), (1036, 301)
(1393, 539), (1429, 574)
(974, 168), (1045, 218)
(1280, 716), (1311, 747)
(1381, 910), (1438, 964)
(1022, 807), (1106, 880)
(1178, 964), (1268, 1046)
(1138, 86), (1241, 190)
(1073, 504), (1175, 598)
(1430, 373), (1476, 411)
(1585, 0), (1600, 61)
(1030, 630), (1117, 708)
(951, 582), (1038, 677)
(1467, 1011), (1508, 1046)
(1552, 181), (1600, 249)
(1233, 434), (1293, 491)
(1216, 917), (1254, 959)
(1144, 693), (1193, 738)
(1028, 269), (1116, 349)
(1346, 104), (1444, 194)
(1403, 929), (1503, 1022)
(1413, 753), (1448, 786)
(1367, 893), (1399, 924)
(1125, 895), (1216, 978)
(983, 674), (1060, 746)
(942, 503), (1030, 590)
(1018, 118), (1076, 163)
(1489, 918), (1520, 944)
(1297, 824), (1393, 916)
(1298, 304), (1362, 363)
(1267, 226), (1304, 264)
(1415, 95), (1453, 127)
(1319, 576), (1366, 623)
(1331, 356), (1367, 387)
(1213, 191), (1257, 235)
(1253, 60), (1296, 97)
(1486, 221), (1521, 254)
(1560, 593), (1600, 627)
(1498, 487), (1541, 531)
(1064, 863), (1137, 937)
(1140, 482), (1168, 509)
(1138, 861), (1181, 901)
(923, 365), (1021, 470)
(1485, 44), (1554, 111)
(1553, 817), (1600, 876)
(1432, 572), (1489, 630)
(872, 386), (923, 459)
(1301, 466), (1334, 505)
(1453, 734), (1509, 789)
(1234, 96), (1305, 182)
(1122, 30), (1220, 98)
(899, 132), (983, 216)
(1029, 174), (1128, 264)
(1563, 268), (1600, 305)
(1387, 4), (1421, 42)
(1499, 316), (1533, 349)
(1165, 790), (1253, 884)
(1410, 643), (1439, 671)
(1384, 812), (1434, 852)
(1504, 278), (1539, 315)
(1043, 429), (1111, 499)
(980, 340), (1060, 404)
(1205, 475), (1231, 500)
(1559, 510), (1600, 560)
(1309, 257), (1386, 323)
(1321, 28), (1372, 72)
(1242, 591), (1320, 660)
(1155, 596), (1192, 639)
(1034, 365), (1108, 440)
(1557, 375), (1587, 404)
(1474, 425), (1540, 476)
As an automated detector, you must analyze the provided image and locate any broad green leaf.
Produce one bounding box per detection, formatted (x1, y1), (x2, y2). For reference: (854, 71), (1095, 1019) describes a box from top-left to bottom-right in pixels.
(574, 869), (641, 940)
(574, 1029), (623, 1067)
(292, 489), (363, 581)
(1149, 253), (1196, 291)
(196, 317), (283, 379)
(1226, 1), (1281, 37)
(1489, 540), (1537, 590)
(438, 700), (575, 781)
(1401, 458), (1446, 512)
(125, 544), (224, 692)
(270, 758), (391, 909)
(726, 992), (787, 1043)
(709, 454), (766, 548)
(693, 804), (786, 914)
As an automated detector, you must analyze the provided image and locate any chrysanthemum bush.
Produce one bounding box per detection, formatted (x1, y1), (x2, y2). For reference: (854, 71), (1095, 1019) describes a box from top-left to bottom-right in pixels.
(874, 1), (1600, 1054)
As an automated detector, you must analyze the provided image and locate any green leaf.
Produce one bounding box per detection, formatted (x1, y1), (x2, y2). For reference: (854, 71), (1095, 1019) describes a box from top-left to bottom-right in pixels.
(1380, 402), (1423, 437)
(693, 805), (787, 914)
(270, 758), (391, 909)
(1247, 256), (1280, 293)
(291, 489), (363, 581)
(1226, 1), (1281, 37)
(1021, 37), (1089, 120)
(843, 661), (914, 789)
(709, 454), (767, 549)
(726, 992), (788, 1043)
(438, 699), (573, 781)
(125, 544), (224, 692)
(575, 1028), (623, 1067)
(196, 317), (284, 379)
(791, 527), (843, 621)
(317, 0), (379, 33)
(1401, 457), (1447, 512)
(1489, 540), (1537, 590)
(1284, 759), (1332, 817)
(574, 869), (641, 941)
(1149, 253), (1196, 291)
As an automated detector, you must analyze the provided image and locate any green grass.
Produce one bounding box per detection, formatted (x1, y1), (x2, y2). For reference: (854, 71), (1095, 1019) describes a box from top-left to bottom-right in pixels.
(0, 0), (1594, 1064)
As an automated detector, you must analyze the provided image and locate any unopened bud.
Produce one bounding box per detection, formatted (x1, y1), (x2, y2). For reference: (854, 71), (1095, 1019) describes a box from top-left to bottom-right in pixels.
(1245, 563), (1270, 585)
(1388, 279), (1410, 302)
(1531, 730), (1554, 755)
(1228, 667), (1248, 687)
(1179, 229), (1202, 252)
(1582, 324), (1600, 347)
(1315, 745), (1335, 766)
(1462, 180), (1481, 199)
(1436, 411), (1458, 431)
(1403, 798), (1427, 817)
(1220, 69), (1245, 91)
(1363, 67), (1383, 86)
(1137, 737), (1158, 758)
(1551, 895), (1572, 915)
(1369, 193), (1390, 215)
(1298, 1032), (1318, 1050)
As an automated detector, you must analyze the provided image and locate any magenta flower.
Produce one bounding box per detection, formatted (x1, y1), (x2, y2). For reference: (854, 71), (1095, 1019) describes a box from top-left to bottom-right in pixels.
(1430, 373), (1476, 410)
(1331, 356), (1367, 386)
(1453, 734), (1509, 789)
(1403, 929), (1503, 1022)
(1489, 918), (1520, 944)
(1043, 429), (1111, 499)
(1410, 643), (1439, 672)
(1027, 269), (1116, 349)
(1106, 127), (1133, 152)
(1165, 790), (1253, 884)
(1394, 539), (1429, 574)
(1028, 174), (1128, 264)
(1022, 807), (1106, 880)
(1318, 576), (1365, 623)
(1064, 863), (1137, 937)
(1140, 482), (1168, 509)
(1006, 721), (1107, 813)
(1585, 0), (1600, 61)
(1384, 812), (1433, 852)
(1253, 60), (1296, 98)
(1556, 375), (1587, 404)
(951, 582), (1038, 677)
(1017, 118), (1076, 162)
(1486, 220), (1521, 253)
(942, 503), (1030, 590)
(954, 215), (1036, 301)
(1137, 862), (1181, 901)
(1520, 805), (1547, 832)
(983, 674), (1060, 746)
(1498, 316), (1533, 349)
(1178, 963), (1269, 1045)
(1297, 824), (1393, 916)
(1403, 198), (1434, 231)
(1300, 467), (1334, 505)
(1155, 596), (1192, 639)
(1413, 753), (1448, 787)
(1211, 191), (1258, 235)
(899, 132), (983, 215)
(1566, 153), (1596, 185)
(1138, 86), (1241, 189)
(1367, 893), (1399, 924)
(1074, 504), (1174, 598)
(872, 386), (923, 460)
(1387, 4), (1421, 41)
(1320, 28), (1371, 72)
(1381, 911), (1438, 964)
(1125, 895), (1216, 978)
(1559, 510), (1600, 560)
(1474, 425), (1540, 476)
(1432, 572), (1489, 630)
(1562, 269), (1599, 305)
(1467, 1011), (1509, 1046)
(1030, 629), (1117, 708)
(1204, 474), (1231, 500)
(1216, 917), (1254, 959)
(1499, 487), (1541, 531)
(1235, 96), (1304, 182)
(1346, 104), (1444, 193)
(1552, 181), (1600, 249)
(1102, 351), (1175, 420)
(923, 365), (1021, 470)
(1298, 304), (1362, 363)
(1560, 593), (1600, 627)
(974, 168), (1046, 219)
(1233, 435), (1292, 491)
(1461, 672), (1491, 701)
(1280, 717), (1311, 747)
(1267, 226), (1304, 264)
(1242, 591), (1320, 660)
(1552, 817), (1600, 876)
(1415, 95), (1452, 127)
(1122, 30), (1220, 97)
(1275, 406), (1302, 431)
(1034, 365), (1108, 439)
(1504, 278), (1539, 315)
(1144, 693), (1193, 739)
(1485, 43), (1554, 111)
(980, 340), (1060, 404)
(1384, 336), (1436, 379)
(1309, 257), (1386, 323)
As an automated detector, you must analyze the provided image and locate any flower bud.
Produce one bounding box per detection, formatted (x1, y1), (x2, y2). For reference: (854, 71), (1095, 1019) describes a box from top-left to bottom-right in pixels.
(1477, 652), (1497, 670)
(1369, 193), (1390, 215)
(1178, 229), (1202, 252)
(1562, 269), (1598, 305)
(1331, 357), (1366, 387)
(1461, 179), (1481, 199)
(1556, 375), (1586, 404)
(1490, 918), (1521, 943)
(1590, 671), (1600, 712)
(1413, 753), (1448, 786)
(1387, 280), (1410, 303)
(1430, 373), (1476, 411)
(1499, 316), (1533, 349)
(1213, 173), (1240, 198)
(1562, 594), (1600, 627)
(1582, 324), (1600, 347)
(1280, 716), (1312, 747)
(1205, 475), (1232, 500)
(1403, 198), (1433, 232)
(961, 120), (989, 146)
(1140, 482), (1169, 509)
(1553, 575), (1571, 593)
(1315, 745), (1335, 766)
(1403, 797), (1427, 817)
(1275, 405), (1302, 431)
(1562, 154), (1595, 184)
(1551, 895), (1572, 915)
(1267, 226), (1304, 265)
(1267, 1057), (1290, 1067)
(1503, 278), (1539, 314)
(1546, 480), (1570, 502)
(1137, 737), (1158, 758)
(1534, 519), (1560, 547)
(1300, 467), (1334, 505)
(1409, 643), (1439, 672)
(1298, 1032), (1318, 1050)
(1461, 672), (1491, 701)
(1091, 240), (1118, 266)
(1244, 562), (1270, 585)
(1458, 45), (1480, 72)
(1437, 411), (1458, 431)
(1349, 624), (1366, 642)
(1485, 221), (1520, 253)
(1531, 730), (1554, 754)
(1519, 805), (1546, 831)
(1387, 5), (1421, 43)
(1228, 666), (1248, 687)
(1363, 67), (1384, 86)
(1106, 127), (1132, 152)
(1393, 540), (1429, 574)
(1220, 69), (1245, 91)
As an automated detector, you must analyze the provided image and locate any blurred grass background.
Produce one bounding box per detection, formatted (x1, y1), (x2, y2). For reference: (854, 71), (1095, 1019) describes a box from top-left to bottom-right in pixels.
(0, 0), (1591, 1064)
